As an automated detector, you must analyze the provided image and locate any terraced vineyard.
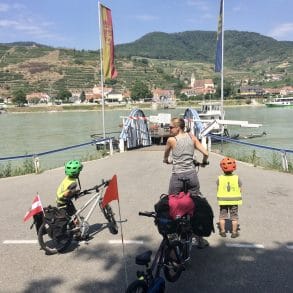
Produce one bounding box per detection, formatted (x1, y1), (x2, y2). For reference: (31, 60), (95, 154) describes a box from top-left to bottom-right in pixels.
(0, 31), (292, 98)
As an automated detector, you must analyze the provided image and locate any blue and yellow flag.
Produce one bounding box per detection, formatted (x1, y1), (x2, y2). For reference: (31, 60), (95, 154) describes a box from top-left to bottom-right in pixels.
(215, 0), (223, 72)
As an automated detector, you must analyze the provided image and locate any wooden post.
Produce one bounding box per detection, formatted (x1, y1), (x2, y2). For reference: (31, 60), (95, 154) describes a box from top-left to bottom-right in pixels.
(202, 136), (207, 150)
(207, 136), (212, 152)
(109, 138), (113, 156)
(119, 138), (125, 153)
(33, 156), (40, 174)
(281, 151), (289, 172)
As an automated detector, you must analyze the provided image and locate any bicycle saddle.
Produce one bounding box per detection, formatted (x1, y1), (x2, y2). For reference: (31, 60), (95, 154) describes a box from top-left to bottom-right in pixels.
(135, 250), (152, 266)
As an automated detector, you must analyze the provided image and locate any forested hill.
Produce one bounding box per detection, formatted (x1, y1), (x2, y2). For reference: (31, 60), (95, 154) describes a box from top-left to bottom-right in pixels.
(116, 30), (293, 67)
(0, 30), (292, 97)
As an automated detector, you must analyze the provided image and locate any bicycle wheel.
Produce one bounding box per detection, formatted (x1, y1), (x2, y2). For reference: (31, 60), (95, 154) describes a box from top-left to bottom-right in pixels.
(125, 280), (148, 293)
(37, 222), (73, 255)
(163, 240), (184, 282)
(101, 204), (118, 234)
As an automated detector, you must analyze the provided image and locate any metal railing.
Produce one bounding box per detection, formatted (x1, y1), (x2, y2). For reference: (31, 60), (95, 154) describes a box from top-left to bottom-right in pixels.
(209, 134), (293, 172)
(0, 137), (114, 174)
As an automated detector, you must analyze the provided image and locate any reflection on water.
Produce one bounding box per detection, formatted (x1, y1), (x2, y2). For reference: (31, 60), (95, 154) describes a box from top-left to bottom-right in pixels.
(0, 106), (292, 169)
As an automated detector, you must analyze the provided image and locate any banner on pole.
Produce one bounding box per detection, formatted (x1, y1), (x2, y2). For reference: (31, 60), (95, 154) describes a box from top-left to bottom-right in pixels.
(100, 3), (117, 79)
(215, 0), (223, 72)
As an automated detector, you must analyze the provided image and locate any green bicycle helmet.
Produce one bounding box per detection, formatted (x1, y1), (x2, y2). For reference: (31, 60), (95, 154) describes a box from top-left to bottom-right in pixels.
(65, 160), (83, 177)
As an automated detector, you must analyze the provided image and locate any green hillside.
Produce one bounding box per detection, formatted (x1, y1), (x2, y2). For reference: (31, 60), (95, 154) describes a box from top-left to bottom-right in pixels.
(116, 30), (293, 68)
(0, 30), (292, 98)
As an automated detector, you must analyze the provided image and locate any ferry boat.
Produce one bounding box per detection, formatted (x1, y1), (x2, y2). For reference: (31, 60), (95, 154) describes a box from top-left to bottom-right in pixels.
(198, 101), (223, 119)
(265, 97), (293, 107)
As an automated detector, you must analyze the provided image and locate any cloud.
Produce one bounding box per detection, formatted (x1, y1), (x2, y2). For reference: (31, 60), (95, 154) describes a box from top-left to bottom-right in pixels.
(0, 18), (47, 36)
(134, 14), (158, 21)
(0, 2), (63, 42)
(269, 23), (293, 40)
(186, 0), (210, 11)
(0, 3), (9, 12)
(232, 5), (242, 12)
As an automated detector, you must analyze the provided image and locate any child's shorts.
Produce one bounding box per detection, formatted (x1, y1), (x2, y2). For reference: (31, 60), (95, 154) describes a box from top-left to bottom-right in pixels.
(219, 205), (238, 220)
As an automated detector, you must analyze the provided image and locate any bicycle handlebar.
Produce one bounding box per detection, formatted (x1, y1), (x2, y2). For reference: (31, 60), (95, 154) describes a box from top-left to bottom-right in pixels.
(164, 158), (209, 167)
(77, 179), (110, 198)
(193, 160), (209, 167)
(139, 211), (190, 225)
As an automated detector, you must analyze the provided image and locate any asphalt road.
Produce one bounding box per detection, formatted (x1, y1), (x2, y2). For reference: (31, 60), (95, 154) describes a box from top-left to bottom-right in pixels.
(0, 148), (292, 293)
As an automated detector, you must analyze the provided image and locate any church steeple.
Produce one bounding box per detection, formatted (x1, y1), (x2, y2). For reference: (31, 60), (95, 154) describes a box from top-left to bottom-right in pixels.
(191, 72), (195, 88)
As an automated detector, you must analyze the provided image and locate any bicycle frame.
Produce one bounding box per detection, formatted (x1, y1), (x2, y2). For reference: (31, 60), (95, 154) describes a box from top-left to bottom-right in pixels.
(149, 236), (168, 280)
(72, 184), (107, 224)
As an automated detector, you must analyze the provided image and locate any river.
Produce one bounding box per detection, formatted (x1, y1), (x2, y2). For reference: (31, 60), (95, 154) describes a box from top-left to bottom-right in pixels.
(1, 106), (292, 170)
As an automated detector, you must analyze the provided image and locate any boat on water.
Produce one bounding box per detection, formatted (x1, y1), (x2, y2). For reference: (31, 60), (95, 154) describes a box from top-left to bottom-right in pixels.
(238, 131), (267, 139)
(265, 97), (293, 107)
(196, 101), (239, 140)
(197, 101), (223, 120)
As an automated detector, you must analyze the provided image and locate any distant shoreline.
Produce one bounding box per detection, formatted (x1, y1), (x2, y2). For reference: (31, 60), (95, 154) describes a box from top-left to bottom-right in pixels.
(3, 100), (264, 113)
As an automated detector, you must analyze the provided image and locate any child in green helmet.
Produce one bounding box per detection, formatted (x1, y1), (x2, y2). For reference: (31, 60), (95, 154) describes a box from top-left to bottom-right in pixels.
(56, 160), (83, 216)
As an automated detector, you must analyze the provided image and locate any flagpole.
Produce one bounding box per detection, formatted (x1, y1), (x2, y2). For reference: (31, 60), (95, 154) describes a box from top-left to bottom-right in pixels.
(220, 0), (224, 121)
(98, 1), (106, 139)
(117, 200), (129, 288)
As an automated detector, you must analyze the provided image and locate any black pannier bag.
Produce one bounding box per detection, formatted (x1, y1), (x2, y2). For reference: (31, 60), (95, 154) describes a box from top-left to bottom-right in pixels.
(33, 212), (44, 234)
(190, 196), (214, 237)
(43, 206), (69, 240)
(154, 194), (177, 235)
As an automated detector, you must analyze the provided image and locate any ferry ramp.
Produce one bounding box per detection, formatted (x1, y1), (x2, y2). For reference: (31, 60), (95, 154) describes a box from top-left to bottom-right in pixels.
(0, 148), (292, 292)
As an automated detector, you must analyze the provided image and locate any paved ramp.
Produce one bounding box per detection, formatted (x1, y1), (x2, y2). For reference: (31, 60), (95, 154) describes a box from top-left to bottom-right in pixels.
(0, 149), (292, 292)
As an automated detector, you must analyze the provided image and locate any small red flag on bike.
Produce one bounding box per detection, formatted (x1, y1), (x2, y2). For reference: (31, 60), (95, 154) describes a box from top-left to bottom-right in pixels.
(23, 195), (44, 222)
(101, 175), (119, 208)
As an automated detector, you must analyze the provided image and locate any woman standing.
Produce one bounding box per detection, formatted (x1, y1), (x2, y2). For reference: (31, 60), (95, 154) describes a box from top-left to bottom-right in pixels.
(163, 117), (209, 195)
(163, 117), (210, 248)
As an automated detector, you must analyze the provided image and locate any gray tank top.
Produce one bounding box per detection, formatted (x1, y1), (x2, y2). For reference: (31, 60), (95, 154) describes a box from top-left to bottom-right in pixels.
(172, 133), (196, 173)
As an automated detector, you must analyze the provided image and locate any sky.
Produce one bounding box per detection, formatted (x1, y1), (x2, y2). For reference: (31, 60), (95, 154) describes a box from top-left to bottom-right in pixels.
(0, 0), (292, 50)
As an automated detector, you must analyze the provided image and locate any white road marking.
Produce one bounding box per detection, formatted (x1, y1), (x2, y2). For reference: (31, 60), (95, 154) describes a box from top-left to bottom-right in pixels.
(225, 243), (264, 249)
(108, 240), (144, 245)
(3, 239), (144, 245)
(3, 240), (292, 250)
(3, 240), (38, 244)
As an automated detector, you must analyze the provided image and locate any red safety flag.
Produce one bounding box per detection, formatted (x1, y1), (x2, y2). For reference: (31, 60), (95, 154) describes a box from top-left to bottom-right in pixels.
(100, 3), (118, 79)
(101, 175), (119, 208)
(23, 195), (44, 222)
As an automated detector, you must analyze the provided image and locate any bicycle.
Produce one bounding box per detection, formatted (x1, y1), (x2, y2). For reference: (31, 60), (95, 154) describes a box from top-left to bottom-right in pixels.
(168, 160), (210, 264)
(126, 211), (185, 293)
(36, 179), (118, 255)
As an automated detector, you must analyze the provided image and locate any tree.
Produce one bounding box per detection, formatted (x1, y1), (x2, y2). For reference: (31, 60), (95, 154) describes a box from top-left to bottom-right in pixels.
(12, 89), (27, 106)
(57, 89), (72, 102)
(104, 78), (117, 86)
(79, 90), (86, 103)
(130, 81), (152, 101)
(173, 80), (184, 99)
(215, 81), (234, 98)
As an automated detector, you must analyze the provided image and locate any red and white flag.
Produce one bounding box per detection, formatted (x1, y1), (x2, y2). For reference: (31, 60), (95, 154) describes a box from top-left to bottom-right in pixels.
(23, 195), (44, 222)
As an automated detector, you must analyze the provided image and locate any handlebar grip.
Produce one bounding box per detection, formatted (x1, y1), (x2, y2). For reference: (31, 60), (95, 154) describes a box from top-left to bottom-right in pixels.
(139, 211), (155, 217)
(193, 160), (209, 167)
